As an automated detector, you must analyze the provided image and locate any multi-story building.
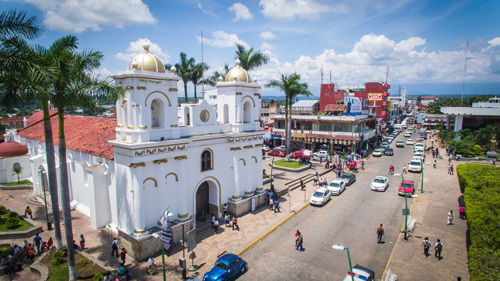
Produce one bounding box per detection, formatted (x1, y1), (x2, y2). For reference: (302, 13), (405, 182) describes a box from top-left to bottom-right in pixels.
(420, 96), (437, 106)
(260, 99), (281, 127)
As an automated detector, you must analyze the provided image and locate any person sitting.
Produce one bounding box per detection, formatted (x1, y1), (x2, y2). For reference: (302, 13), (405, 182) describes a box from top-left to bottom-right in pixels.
(1, 256), (8, 266)
(41, 242), (49, 253)
(47, 237), (54, 249)
(119, 262), (130, 280)
(73, 240), (80, 250)
(13, 245), (20, 255)
(147, 256), (155, 275)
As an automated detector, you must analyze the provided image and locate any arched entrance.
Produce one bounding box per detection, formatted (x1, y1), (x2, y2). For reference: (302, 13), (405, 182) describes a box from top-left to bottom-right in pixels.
(196, 182), (209, 219)
(193, 178), (221, 223)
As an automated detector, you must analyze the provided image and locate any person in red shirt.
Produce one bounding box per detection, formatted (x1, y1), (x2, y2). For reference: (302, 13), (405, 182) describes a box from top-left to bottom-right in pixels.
(47, 237), (54, 249)
(120, 248), (127, 264)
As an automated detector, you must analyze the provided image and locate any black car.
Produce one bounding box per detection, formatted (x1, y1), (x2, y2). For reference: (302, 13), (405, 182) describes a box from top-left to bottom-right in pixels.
(339, 173), (356, 186)
(420, 133), (427, 140)
(384, 148), (394, 156)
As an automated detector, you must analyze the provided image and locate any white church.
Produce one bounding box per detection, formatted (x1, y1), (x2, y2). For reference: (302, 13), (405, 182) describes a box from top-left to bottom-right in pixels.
(5, 44), (264, 237)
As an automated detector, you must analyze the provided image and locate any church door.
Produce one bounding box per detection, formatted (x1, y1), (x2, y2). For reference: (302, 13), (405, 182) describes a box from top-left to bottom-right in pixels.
(196, 182), (209, 219)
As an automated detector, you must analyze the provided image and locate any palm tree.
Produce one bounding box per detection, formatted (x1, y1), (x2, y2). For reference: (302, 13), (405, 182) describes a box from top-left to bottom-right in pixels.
(164, 63), (173, 73)
(190, 61), (209, 102)
(11, 166), (23, 183)
(235, 43), (269, 71)
(0, 10), (65, 251)
(174, 52), (194, 103)
(265, 73), (311, 156)
(203, 64), (230, 86)
(46, 36), (124, 280)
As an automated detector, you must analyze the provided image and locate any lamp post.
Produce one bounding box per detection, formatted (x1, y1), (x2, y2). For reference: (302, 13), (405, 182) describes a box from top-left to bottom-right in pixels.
(270, 148), (276, 193)
(332, 244), (354, 281)
(152, 211), (173, 281)
(421, 160), (424, 193)
(402, 173), (418, 240)
(38, 170), (51, 230)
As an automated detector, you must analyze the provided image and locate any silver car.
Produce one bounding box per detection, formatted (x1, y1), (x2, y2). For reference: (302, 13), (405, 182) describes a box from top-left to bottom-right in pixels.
(309, 187), (331, 206)
(327, 180), (346, 196)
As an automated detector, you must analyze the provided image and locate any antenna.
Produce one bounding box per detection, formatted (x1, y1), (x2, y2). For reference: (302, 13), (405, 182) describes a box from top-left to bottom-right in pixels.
(329, 71), (332, 84)
(461, 40), (469, 107)
(385, 64), (389, 84)
(320, 65), (323, 85)
(201, 31), (205, 100)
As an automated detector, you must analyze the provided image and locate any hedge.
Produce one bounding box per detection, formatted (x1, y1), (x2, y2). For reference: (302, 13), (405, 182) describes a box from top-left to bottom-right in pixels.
(457, 163), (500, 281)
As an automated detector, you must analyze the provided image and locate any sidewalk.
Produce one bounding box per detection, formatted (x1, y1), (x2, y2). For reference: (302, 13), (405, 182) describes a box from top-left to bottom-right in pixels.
(382, 136), (470, 280)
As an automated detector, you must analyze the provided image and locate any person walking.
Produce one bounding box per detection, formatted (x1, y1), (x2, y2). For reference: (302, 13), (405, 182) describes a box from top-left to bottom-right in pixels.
(111, 237), (119, 257)
(295, 231), (303, 251)
(402, 165), (407, 174)
(450, 164), (454, 175)
(80, 234), (85, 250)
(33, 233), (43, 255)
(269, 196), (274, 211)
(300, 179), (305, 191)
(447, 164), (451, 174)
(47, 237), (54, 250)
(27, 243), (35, 261)
(119, 262), (130, 281)
(223, 203), (228, 217)
(224, 213), (230, 227)
(376, 224), (384, 244)
(447, 210), (454, 225)
(120, 248), (127, 264)
(295, 230), (300, 247)
(459, 206), (466, 219)
(232, 215), (239, 231)
(421, 237), (431, 257)
(435, 239), (443, 259)
(213, 219), (219, 234)
(274, 199), (280, 213)
(313, 175), (318, 186)
(323, 178), (327, 186)
(25, 206), (33, 219)
(147, 256), (155, 275)
(361, 160), (364, 170)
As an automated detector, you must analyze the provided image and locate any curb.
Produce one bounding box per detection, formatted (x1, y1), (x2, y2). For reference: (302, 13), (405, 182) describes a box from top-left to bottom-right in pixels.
(236, 202), (310, 256)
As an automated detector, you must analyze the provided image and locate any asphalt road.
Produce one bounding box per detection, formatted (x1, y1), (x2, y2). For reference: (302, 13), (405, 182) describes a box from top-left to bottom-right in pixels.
(239, 132), (424, 281)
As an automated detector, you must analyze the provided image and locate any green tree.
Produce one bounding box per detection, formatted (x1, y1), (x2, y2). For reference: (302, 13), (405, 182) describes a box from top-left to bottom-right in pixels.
(174, 52), (194, 103)
(235, 44), (269, 71)
(203, 64), (230, 86)
(11, 165), (22, 183)
(265, 73), (311, 156)
(0, 9), (43, 40)
(164, 63), (173, 73)
(190, 61), (209, 102)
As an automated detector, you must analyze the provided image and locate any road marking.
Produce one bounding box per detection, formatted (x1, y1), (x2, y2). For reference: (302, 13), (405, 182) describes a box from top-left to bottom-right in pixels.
(381, 203), (415, 280)
(413, 200), (429, 204)
(319, 197), (338, 212)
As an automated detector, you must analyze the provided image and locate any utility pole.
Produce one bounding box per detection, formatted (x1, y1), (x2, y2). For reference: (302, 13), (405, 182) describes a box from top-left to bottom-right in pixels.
(330, 71), (332, 84)
(461, 40), (469, 107)
(320, 65), (323, 85)
(201, 31), (204, 100)
(385, 64), (389, 84)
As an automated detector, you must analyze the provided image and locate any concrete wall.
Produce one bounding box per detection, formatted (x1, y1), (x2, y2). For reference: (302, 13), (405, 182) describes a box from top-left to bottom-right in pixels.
(0, 155), (32, 184)
(228, 192), (267, 217)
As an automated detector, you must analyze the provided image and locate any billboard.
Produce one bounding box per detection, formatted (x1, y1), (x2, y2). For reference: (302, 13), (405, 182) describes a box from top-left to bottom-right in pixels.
(368, 93), (383, 101)
(401, 88), (407, 107)
(343, 97), (362, 115)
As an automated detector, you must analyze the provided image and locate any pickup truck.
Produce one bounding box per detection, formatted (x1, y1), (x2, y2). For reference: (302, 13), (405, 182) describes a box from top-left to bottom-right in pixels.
(398, 180), (415, 196)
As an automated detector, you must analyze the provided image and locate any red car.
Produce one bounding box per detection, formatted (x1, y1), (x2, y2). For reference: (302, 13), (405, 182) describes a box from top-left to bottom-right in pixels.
(291, 151), (310, 159)
(398, 180), (415, 196)
(268, 150), (285, 157)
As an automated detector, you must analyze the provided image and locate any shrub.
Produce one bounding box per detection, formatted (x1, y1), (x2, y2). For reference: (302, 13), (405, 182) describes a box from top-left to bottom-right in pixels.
(0, 205), (6, 214)
(93, 273), (104, 281)
(52, 250), (64, 265)
(7, 212), (17, 218)
(473, 145), (482, 155)
(6, 217), (20, 229)
(79, 258), (87, 266)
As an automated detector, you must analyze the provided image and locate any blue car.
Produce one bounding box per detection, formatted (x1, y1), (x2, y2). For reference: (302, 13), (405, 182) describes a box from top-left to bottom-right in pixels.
(203, 253), (248, 281)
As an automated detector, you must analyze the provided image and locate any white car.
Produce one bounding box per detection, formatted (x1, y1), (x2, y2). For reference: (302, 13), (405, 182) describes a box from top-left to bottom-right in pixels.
(372, 148), (384, 157)
(386, 137), (393, 143)
(414, 151), (425, 159)
(276, 145), (286, 151)
(262, 145), (270, 152)
(371, 176), (389, 191)
(404, 132), (411, 137)
(316, 150), (329, 158)
(408, 160), (422, 172)
(406, 139), (414, 145)
(309, 187), (331, 206)
(396, 140), (405, 147)
(327, 180), (346, 196)
(312, 153), (327, 161)
(412, 155), (423, 162)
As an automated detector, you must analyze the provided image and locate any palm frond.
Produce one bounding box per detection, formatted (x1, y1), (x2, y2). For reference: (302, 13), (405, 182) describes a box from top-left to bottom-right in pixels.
(0, 9), (43, 40)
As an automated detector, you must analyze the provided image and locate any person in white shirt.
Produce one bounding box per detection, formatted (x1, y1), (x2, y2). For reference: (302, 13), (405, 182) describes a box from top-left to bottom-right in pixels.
(147, 255), (155, 275)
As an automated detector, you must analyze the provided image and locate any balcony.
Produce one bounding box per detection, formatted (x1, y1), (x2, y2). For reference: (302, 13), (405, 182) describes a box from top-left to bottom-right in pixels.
(272, 128), (375, 139)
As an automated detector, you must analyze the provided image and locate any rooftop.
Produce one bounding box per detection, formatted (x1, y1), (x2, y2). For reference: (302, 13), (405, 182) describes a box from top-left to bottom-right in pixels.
(291, 100), (319, 108)
(441, 107), (500, 116)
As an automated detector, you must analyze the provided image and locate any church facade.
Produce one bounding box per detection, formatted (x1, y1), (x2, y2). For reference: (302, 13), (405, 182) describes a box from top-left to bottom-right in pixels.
(13, 44), (264, 236)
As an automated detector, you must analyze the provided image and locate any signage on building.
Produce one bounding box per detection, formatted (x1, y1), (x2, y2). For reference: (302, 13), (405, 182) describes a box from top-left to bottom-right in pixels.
(401, 88), (407, 107)
(272, 135), (281, 139)
(291, 133), (307, 139)
(343, 97), (362, 115)
(187, 229), (196, 252)
(368, 93), (383, 101)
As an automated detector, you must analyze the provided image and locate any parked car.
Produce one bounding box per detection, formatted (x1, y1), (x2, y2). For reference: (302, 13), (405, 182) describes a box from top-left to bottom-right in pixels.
(384, 148), (394, 156)
(381, 141), (389, 147)
(408, 160), (422, 172)
(291, 151), (311, 159)
(406, 139), (414, 145)
(371, 176), (389, 191)
(327, 180), (346, 196)
(276, 145), (286, 151)
(416, 138), (425, 143)
(312, 153), (327, 161)
(203, 253), (248, 281)
(396, 140), (405, 147)
(341, 265), (375, 281)
(414, 151), (425, 159)
(268, 150), (285, 157)
(404, 132), (411, 137)
(372, 148), (384, 157)
(309, 187), (331, 206)
(420, 133), (427, 140)
(386, 137), (394, 143)
(316, 150), (329, 158)
(339, 173), (356, 186)
(380, 144), (390, 151)
(398, 180), (415, 196)
(262, 145), (270, 152)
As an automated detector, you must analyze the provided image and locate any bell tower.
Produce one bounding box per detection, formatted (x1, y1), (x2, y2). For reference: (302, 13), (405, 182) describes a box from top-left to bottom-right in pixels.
(111, 45), (181, 142)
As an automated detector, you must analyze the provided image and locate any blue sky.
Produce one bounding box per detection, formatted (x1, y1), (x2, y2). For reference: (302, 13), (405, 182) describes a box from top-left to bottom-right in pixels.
(2, 0), (500, 97)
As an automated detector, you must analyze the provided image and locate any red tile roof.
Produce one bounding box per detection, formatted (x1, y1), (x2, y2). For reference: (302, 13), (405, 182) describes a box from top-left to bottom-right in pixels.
(27, 110), (58, 127)
(18, 115), (116, 160)
(0, 117), (24, 122)
(421, 96), (436, 99)
(324, 104), (344, 111)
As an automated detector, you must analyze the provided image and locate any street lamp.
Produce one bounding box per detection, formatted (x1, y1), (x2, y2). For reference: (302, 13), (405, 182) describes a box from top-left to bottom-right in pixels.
(401, 174), (418, 240)
(38, 170), (51, 230)
(152, 211), (174, 281)
(421, 160), (424, 193)
(269, 148), (276, 193)
(332, 244), (354, 281)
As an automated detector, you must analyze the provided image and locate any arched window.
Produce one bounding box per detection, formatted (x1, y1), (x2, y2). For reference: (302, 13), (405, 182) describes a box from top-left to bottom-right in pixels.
(201, 149), (212, 171)
(243, 101), (251, 123)
(184, 107), (190, 126)
(151, 98), (165, 128)
(223, 104), (229, 124)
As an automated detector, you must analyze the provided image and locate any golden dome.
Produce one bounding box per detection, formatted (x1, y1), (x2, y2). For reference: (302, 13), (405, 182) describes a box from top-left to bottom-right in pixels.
(225, 59), (251, 82)
(129, 44), (165, 73)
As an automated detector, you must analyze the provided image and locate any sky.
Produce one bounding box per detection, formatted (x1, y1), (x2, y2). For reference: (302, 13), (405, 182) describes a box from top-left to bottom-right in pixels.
(2, 0), (500, 98)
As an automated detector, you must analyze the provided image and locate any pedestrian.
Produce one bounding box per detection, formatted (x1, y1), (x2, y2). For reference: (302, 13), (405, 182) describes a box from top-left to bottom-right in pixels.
(318, 178), (323, 187)
(323, 178), (327, 186)
(447, 164), (451, 174)
(211, 214), (216, 228)
(47, 237), (53, 249)
(295, 230), (300, 247)
(435, 239), (443, 259)
(459, 206), (466, 219)
(120, 248), (127, 264)
(376, 224), (384, 243)
(274, 199), (280, 213)
(421, 237), (431, 257)
(27, 243), (35, 261)
(24, 206), (33, 219)
(147, 255), (155, 275)
(33, 233), (42, 255)
(23, 239), (29, 249)
(119, 262), (130, 281)
(313, 175), (318, 186)
(449, 154), (452, 163)
(232, 215), (239, 231)
(388, 166), (392, 175)
(402, 165), (407, 174)
(361, 161), (364, 170)
(269, 197), (274, 211)
(300, 179), (305, 191)
(447, 210), (454, 225)
(432, 150), (436, 158)
(80, 234), (85, 250)
(111, 237), (119, 257)
(224, 213), (230, 227)
(213, 219), (219, 234)
(223, 203), (228, 217)
(296, 231), (303, 251)
(450, 164), (454, 175)
(436, 148), (439, 157)
(457, 277), (462, 281)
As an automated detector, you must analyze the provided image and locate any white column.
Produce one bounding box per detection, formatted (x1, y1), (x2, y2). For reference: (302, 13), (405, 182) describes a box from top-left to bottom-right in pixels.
(454, 115), (464, 132)
(133, 165), (146, 235)
(232, 151), (241, 199)
(138, 105), (144, 128)
(243, 147), (252, 196)
(116, 101), (122, 126)
(255, 148), (264, 192)
(176, 158), (188, 220)
(127, 102), (133, 128)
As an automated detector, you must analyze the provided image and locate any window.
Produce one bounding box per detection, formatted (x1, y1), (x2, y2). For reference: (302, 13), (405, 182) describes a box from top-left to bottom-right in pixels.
(201, 150), (212, 171)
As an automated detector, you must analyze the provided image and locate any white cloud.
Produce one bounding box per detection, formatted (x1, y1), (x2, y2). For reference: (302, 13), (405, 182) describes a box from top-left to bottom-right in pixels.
(228, 3), (253, 21)
(115, 38), (171, 64)
(259, 31), (277, 40)
(396, 37), (426, 52)
(259, 0), (348, 21)
(197, 31), (250, 49)
(488, 37), (500, 47)
(260, 42), (275, 50)
(20, 0), (156, 33)
(198, 3), (220, 19)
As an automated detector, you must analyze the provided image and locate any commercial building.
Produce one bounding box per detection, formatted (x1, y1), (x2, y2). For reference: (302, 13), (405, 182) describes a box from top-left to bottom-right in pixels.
(420, 96), (437, 106)
(442, 97), (500, 131)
